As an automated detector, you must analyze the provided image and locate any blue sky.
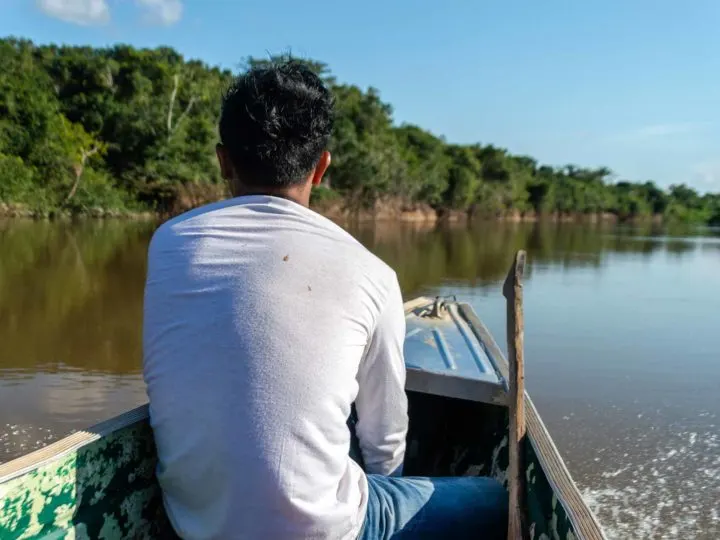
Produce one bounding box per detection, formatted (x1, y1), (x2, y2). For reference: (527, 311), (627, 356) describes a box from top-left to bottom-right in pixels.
(3, 0), (720, 192)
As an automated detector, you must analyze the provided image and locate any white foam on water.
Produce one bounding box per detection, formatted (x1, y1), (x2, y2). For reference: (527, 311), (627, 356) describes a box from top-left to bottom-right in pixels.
(0, 423), (57, 464)
(600, 466), (630, 478)
(579, 428), (720, 539)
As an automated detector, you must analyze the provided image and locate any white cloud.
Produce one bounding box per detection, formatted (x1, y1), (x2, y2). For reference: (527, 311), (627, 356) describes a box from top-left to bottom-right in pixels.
(606, 122), (711, 144)
(136, 0), (183, 26)
(631, 123), (704, 138)
(37, 0), (110, 26)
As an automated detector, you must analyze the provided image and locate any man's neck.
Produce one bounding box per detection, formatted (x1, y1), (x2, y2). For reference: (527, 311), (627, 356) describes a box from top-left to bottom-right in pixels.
(231, 184), (311, 208)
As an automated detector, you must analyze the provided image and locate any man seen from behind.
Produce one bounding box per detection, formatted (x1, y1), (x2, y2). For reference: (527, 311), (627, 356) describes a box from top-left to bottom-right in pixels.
(143, 59), (507, 540)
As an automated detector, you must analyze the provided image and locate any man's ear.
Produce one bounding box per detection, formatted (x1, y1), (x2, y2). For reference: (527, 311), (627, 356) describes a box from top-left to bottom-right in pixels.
(216, 144), (234, 180)
(311, 151), (331, 186)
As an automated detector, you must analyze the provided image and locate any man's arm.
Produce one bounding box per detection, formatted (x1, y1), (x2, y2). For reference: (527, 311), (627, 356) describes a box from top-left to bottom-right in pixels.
(354, 275), (408, 476)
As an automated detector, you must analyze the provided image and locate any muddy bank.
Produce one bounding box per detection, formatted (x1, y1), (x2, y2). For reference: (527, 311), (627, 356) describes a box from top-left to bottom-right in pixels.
(315, 199), (438, 223)
(2, 194), (660, 225)
(316, 199), (642, 224)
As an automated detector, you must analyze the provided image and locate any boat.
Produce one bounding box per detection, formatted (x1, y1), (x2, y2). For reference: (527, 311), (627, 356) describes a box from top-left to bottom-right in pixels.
(0, 254), (606, 539)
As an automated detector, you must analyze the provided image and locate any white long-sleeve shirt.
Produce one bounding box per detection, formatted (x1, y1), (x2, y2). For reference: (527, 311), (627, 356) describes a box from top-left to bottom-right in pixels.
(142, 195), (408, 540)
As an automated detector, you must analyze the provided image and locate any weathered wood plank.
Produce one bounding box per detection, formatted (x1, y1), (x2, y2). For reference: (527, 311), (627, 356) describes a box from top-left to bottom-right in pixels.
(458, 303), (607, 540)
(503, 251), (528, 540)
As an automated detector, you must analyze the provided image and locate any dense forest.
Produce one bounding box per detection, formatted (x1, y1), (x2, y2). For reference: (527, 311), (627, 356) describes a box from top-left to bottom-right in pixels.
(1, 37), (719, 223)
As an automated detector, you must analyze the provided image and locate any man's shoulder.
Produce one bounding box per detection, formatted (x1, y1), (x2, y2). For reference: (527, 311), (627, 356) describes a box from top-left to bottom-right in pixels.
(147, 197), (397, 284)
(157, 199), (238, 232)
(313, 218), (396, 281)
(148, 199), (244, 251)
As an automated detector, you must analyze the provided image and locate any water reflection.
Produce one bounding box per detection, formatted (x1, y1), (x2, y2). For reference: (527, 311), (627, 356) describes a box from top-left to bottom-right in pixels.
(1, 219), (717, 378)
(0, 220), (154, 375)
(349, 220), (714, 295)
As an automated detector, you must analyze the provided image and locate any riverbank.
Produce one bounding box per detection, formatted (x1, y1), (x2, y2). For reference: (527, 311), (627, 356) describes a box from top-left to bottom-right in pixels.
(161, 185), (652, 223)
(0, 203), (156, 220)
(314, 199), (633, 224)
(1, 197), (663, 225)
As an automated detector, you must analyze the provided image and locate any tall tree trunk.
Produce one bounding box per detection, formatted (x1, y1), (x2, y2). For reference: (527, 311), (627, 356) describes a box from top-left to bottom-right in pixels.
(167, 74), (179, 137)
(65, 146), (99, 203)
(65, 165), (83, 203)
(167, 73), (196, 140)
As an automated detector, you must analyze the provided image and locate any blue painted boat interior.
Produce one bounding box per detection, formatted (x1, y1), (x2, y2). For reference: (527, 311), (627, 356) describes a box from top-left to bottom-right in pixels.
(404, 301), (500, 386)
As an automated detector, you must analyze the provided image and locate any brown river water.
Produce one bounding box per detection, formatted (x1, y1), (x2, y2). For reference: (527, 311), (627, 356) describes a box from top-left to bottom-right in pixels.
(1, 218), (719, 539)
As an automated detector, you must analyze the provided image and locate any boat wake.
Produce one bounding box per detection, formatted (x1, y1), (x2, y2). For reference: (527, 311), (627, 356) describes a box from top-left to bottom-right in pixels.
(580, 428), (720, 539)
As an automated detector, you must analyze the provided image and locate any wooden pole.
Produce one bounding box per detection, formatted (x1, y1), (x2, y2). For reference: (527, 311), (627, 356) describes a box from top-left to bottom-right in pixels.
(503, 250), (527, 540)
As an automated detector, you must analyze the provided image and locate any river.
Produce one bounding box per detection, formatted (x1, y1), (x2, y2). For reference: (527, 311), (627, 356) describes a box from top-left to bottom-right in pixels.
(1, 218), (718, 539)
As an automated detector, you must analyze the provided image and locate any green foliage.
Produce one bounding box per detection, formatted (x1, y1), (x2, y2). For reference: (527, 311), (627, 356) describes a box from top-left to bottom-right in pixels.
(0, 154), (35, 202)
(310, 185), (340, 205)
(444, 145), (481, 209)
(705, 194), (720, 225)
(0, 38), (717, 222)
(0, 38), (230, 215)
(396, 125), (451, 205)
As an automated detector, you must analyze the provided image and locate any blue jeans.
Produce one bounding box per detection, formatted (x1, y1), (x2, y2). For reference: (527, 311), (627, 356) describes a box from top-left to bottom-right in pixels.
(357, 474), (508, 539)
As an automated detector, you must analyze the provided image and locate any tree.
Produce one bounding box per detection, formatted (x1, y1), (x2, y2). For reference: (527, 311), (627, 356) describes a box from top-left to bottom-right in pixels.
(396, 125), (451, 205)
(444, 145), (482, 209)
(56, 116), (106, 202)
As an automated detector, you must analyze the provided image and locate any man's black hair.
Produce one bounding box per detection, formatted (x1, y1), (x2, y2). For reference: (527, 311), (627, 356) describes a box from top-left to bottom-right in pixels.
(219, 60), (334, 187)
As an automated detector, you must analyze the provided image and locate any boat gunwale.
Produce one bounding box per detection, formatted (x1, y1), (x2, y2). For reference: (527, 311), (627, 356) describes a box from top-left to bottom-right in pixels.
(457, 302), (608, 540)
(0, 404), (150, 484)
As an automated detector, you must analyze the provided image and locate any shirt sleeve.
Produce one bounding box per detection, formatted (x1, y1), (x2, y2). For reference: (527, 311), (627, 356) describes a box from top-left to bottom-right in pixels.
(354, 274), (409, 476)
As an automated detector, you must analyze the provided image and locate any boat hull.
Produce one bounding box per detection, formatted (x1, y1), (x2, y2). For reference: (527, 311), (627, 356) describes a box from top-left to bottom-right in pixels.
(0, 406), (167, 539)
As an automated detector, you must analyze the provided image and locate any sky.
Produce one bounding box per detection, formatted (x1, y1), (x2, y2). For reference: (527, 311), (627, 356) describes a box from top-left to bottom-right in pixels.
(2, 0), (720, 192)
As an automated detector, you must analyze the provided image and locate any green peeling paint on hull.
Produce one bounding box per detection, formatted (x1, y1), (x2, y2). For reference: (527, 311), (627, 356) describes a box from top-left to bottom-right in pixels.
(0, 418), (171, 539)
